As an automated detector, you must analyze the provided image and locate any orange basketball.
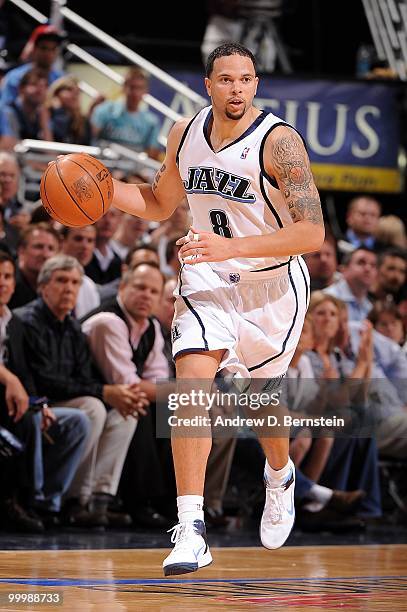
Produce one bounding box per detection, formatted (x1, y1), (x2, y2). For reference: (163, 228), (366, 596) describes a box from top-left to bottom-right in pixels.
(40, 153), (114, 227)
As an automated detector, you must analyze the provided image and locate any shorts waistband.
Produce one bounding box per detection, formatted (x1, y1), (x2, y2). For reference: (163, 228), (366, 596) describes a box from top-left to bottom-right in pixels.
(213, 256), (299, 283)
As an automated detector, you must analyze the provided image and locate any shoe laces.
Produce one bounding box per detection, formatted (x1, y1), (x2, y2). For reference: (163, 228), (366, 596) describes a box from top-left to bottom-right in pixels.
(264, 486), (286, 525)
(167, 521), (196, 546)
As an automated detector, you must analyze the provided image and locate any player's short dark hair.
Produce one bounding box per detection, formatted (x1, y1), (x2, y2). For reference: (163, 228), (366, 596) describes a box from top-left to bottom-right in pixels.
(205, 43), (257, 77)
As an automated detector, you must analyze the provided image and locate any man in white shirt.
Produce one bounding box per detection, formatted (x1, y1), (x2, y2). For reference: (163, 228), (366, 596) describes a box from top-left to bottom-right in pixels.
(82, 263), (168, 391)
(82, 262), (171, 527)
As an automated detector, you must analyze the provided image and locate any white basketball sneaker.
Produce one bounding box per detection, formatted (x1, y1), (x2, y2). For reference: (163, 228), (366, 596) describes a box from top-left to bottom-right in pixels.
(260, 460), (296, 549)
(163, 519), (213, 576)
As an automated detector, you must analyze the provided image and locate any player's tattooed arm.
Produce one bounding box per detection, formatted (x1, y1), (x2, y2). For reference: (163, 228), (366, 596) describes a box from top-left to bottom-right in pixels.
(111, 118), (187, 222)
(270, 131), (323, 227)
(152, 163), (166, 192)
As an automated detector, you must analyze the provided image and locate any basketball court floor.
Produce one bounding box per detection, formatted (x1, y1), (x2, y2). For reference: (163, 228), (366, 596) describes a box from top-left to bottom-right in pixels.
(0, 529), (406, 611)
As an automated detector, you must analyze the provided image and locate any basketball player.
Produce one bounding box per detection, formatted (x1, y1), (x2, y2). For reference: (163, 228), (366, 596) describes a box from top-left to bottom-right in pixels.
(98, 43), (324, 575)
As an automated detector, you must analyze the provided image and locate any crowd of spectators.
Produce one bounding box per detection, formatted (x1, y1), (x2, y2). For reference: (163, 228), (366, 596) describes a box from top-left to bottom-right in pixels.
(0, 25), (164, 158)
(0, 24), (406, 537)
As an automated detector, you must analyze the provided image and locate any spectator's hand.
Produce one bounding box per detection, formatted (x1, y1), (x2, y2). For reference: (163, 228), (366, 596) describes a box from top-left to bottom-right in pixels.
(128, 383), (149, 416)
(41, 406), (56, 431)
(5, 374), (29, 422)
(335, 318), (349, 351)
(103, 384), (149, 419)
(319, 352), (338, 379)
(8, 211), (31, 231)
(357, 320), (373, 366)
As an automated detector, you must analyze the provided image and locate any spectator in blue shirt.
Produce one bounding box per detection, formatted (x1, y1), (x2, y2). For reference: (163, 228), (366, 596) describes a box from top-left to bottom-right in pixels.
(90, 67), (162, 160)
(343, 195), (385, 251)
(324, 247), (377, 322)
(0, 24), (64, 108)
(343, 318), (407, 459)
(368, 302), (406, 349)
(0, 69), (52, 150)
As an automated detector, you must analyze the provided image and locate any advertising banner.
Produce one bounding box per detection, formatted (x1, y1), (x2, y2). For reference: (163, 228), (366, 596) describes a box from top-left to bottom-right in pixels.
(151, 72), (402, 193)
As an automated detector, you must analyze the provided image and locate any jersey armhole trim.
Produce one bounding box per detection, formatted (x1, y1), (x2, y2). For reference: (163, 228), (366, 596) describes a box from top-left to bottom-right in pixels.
(259, 122), (308, 229)
(260, 171), (283, 229)
(259, 122), (308, 188)
(176, 111), (201, 167)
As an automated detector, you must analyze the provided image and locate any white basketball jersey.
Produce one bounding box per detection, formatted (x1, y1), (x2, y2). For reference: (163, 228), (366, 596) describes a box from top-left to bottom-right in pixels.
(177, 106), (295, 274)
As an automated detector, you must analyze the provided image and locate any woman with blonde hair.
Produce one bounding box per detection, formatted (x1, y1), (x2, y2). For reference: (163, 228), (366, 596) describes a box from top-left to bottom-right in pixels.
(286, 315), (366, 529)
(301, 291), (382, 519)
(45, 75), (91, 145)
(375, 214), (407, 249)
(308, 291), (372, 380)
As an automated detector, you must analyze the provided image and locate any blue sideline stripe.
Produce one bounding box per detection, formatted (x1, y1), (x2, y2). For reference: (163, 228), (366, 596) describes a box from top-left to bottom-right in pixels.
(0, 575), (405, 586)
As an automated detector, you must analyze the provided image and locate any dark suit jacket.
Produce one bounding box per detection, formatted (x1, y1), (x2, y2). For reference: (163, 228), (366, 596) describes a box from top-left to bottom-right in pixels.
(85, 251), (122, 285)
(5, 314), (37, 396)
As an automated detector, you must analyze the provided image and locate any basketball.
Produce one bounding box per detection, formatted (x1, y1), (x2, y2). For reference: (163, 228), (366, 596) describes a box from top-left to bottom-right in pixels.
(40, 153), (114, 227)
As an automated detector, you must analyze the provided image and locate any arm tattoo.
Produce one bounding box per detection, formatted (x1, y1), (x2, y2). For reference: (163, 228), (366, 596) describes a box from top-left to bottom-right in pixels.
(152, 163), (166, 192)
(271, 132), (323, 226)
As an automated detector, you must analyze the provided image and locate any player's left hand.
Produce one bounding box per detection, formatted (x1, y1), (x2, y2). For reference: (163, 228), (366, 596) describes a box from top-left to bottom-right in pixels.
(177, 227), (236, 264)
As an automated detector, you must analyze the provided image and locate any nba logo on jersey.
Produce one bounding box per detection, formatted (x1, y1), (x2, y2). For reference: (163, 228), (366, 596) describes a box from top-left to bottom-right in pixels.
(240, 147), (250, 159)
(171, 324), (182, 342)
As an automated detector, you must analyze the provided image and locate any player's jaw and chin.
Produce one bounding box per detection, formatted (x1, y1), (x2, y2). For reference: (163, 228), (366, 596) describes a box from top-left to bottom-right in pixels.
(225, 101), (247, 120)
(212, 97), (250, 121)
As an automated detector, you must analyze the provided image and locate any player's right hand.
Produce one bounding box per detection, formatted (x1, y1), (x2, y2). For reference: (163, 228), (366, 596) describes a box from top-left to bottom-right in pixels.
(177, 227), (236, 264)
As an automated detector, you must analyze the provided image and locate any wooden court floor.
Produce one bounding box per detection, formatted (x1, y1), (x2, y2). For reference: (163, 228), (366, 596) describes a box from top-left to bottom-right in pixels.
(0, 544), (406, 611)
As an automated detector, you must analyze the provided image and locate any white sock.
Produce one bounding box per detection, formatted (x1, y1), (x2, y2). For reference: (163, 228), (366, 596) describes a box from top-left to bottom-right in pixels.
(302, 484), (333, 512)
(302, 501), (325, 513)
(177, 495), (204, 523)
(264, 458), (292, 488)
(308, 483), (333, 506)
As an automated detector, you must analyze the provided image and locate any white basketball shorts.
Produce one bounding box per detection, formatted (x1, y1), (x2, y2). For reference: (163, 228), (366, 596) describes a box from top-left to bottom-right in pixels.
(171, 256), (310, 379)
